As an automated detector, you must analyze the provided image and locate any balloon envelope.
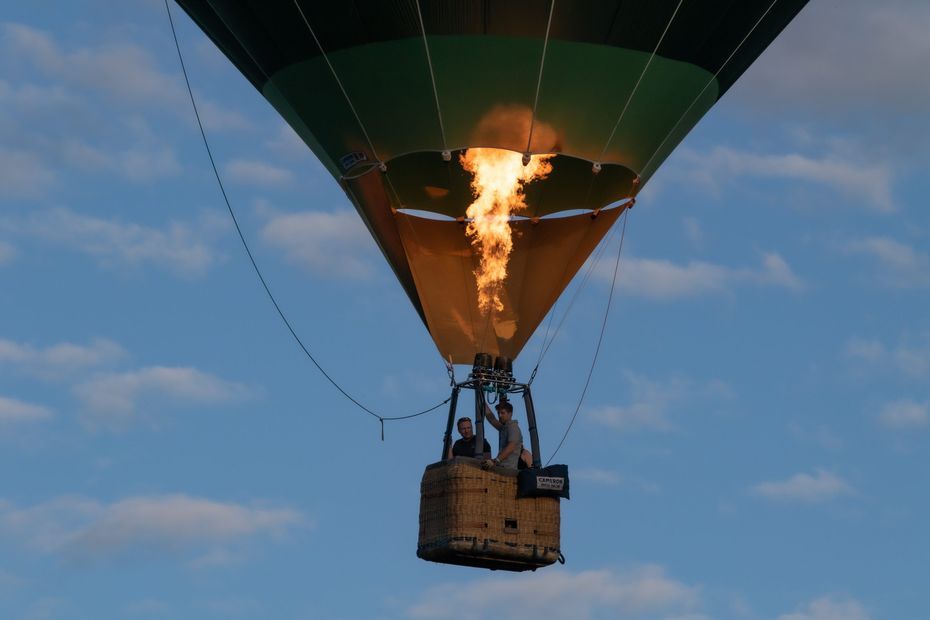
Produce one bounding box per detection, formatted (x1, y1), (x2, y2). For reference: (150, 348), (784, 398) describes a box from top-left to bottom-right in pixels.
(176, 0), (808, 363)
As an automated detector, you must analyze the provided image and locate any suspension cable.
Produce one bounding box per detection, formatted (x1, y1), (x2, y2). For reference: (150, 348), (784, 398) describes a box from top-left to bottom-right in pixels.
(525, 0), (556, 155)
(529, 200), (632, 384)
(165, 0), (449, 429)
(292, 0), (383, 164)
(599, 0), (684, 161)
(547, 209), (628, 465)
(414, 0), (448, 152)
(638, 0), (781, 179)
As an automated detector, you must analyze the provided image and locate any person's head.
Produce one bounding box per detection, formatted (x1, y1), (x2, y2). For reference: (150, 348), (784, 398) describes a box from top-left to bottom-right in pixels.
(456, 416), (473, 439)
(496, 400), (513, 423)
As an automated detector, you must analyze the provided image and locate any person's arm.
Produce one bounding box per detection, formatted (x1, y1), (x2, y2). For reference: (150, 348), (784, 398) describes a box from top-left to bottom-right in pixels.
(497, 438), (519, 464)
(484, 404), (503, 430)
(493, 422), (522, 465)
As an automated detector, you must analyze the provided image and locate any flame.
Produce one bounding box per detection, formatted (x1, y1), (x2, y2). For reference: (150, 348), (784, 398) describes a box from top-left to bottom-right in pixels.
(461, 148), (553, 313)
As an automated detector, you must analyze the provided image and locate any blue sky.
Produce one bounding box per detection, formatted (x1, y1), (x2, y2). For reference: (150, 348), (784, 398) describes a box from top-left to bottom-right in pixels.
(1, 1), (928, 619)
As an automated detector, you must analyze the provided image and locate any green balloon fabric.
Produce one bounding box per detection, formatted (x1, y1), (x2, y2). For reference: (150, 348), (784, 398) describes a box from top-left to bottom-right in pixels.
(176, 0), (809, 361)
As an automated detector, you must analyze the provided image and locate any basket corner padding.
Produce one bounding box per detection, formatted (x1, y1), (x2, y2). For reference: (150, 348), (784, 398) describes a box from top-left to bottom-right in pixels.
(517, 464), (570, 500)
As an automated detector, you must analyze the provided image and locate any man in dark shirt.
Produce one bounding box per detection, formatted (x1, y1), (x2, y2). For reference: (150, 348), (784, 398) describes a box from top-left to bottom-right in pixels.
(447, 416), (491, 459)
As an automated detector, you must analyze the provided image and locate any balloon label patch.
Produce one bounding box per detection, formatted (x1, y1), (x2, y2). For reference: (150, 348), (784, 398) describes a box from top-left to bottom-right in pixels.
(339, 151), (368, 171)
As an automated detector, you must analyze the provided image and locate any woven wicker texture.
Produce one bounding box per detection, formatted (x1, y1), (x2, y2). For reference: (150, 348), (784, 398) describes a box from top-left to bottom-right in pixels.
(417, 459), (560, 571)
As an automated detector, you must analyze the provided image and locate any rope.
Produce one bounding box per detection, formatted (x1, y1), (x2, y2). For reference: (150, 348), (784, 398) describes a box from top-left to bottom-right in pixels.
(599, 0), (684, 160)
(525, 0), (556, 155)
(414, 0), (448, 151)
(165, 0), (449, 430)
(340, 162), (384, 181)
(547, 209), (628, 465)
(530, 200), (632, 383)
(292, 0), (383, 164)
(530, 296), (559, 382)
(638, 0), (781, 179)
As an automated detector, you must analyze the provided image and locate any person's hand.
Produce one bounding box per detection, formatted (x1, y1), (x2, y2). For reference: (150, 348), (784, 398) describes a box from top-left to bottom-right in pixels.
(481, 459), (494, 470)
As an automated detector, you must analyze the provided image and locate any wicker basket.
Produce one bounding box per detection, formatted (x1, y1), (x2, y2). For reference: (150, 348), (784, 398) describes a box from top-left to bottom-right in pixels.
(417, 458), (561, 571)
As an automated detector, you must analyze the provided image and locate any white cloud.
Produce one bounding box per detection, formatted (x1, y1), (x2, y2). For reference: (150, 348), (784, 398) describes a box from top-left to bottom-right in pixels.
(842, 236), (930, 289)
(676, 146), (894, 213)
(225, 159), (294, 187)
(590, 402), (674, 434)
(735, 1), (930, 117)
(0, 85), (181, 182)
(0, 567), (24, 592)
(74, 366), (251, 424)
(65, 496), (297, 556)
(261, 210), (376, 278)
(0, 494), (301, 559)
(0, 24), (242, 195)
(3, 23), (180, 107)
(573, 468), (660, 493)
(778, 596), (871, 620)
(51, 136), (182, 182)
(573, 468), (622, 485)
(681, 217), (703, 248)
(0, 147), (54, 198)
(5, 137), (179, 186)
(609, 252), (803, 300)
(188, 547), (243, 570)
(878, 399), (929, 430)
(406, 566), (701, 620)
(0, 240), (14, 264)
(752, 469), (855, 503)
(117, 145), (182, 181)
(0, 396), (52, 423)
(0, 79), (76, 109)
(265, 123), (312, 159)
(588, 372), (732, 433)
(843, 336), (886, 364)
(845, 333), (930, 378)
(3, 207), (219, 277)
(788, 423), (844, 451)
(0, 495), (100, 552)
(194, 99), (252, 133)
(0, 337), (124, 378)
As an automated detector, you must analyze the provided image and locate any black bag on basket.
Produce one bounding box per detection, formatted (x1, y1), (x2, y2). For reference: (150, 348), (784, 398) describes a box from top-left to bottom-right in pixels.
(517, 464), (570, 500)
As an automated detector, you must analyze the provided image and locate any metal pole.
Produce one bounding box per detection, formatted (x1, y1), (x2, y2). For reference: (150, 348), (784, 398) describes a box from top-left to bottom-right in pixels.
(523, 385), (542, 468)
(474, 383), (489, 460)
(441, 386), (460, 461)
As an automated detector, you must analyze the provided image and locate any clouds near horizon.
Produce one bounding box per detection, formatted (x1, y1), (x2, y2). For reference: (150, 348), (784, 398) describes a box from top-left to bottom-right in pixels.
(0, 240), (14, 264)
(74, 366), (251, 425)
(841, 236), (930, 289)
(777, 596), (871, 620)
(845, 332), (930, 378)
(0, 337), (124, 378)
(588, 372), (732, 433)
(1, 207), (222, 277)
(0, 494), (301, 560)
(736, 0), (930, 122)
(406, 566), (702, 620)
(606, 252), (803, 300)
(260, 209), (376, 279)
(0, 21), (249, 202)
(1, 21), (246, 132)
(0, 396), (52, 424)
(752, 469), (856, 503)
(877, 399), (929, 430)
(225, 159), (294, 187)
(674, 146), (894, 213)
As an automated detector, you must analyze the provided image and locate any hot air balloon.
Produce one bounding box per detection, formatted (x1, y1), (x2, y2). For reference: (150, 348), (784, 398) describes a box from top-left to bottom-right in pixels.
(174, 0), (809, 571)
